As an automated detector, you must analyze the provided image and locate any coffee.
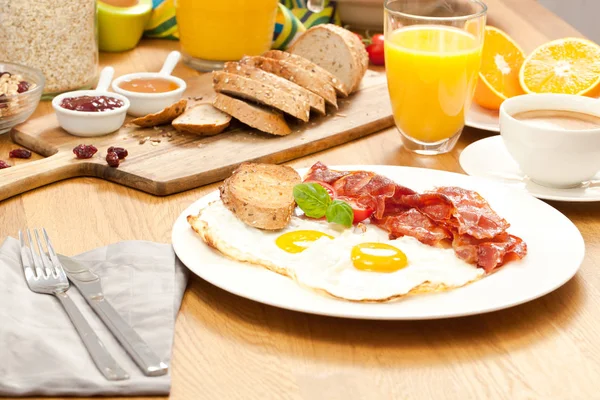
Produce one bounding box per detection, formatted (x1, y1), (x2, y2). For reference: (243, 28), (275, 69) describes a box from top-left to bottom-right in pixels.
(512, 109), (600, 130)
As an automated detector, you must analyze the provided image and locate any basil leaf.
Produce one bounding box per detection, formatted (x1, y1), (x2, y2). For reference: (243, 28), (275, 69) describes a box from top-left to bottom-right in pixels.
(326, 199), (354, 228)
(293, 183), (332, 218)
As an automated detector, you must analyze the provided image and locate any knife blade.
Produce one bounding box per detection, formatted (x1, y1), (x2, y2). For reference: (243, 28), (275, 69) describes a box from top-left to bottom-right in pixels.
(57, 254), (168, 377)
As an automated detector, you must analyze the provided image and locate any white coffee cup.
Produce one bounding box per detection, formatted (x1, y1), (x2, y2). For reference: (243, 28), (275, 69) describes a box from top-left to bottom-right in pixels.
(500, 94), (600, 188)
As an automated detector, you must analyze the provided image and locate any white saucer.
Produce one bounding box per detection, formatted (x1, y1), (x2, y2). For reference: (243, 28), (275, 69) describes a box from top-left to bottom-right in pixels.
(465, 103), (500, 132)
(460, 136), (600, 202)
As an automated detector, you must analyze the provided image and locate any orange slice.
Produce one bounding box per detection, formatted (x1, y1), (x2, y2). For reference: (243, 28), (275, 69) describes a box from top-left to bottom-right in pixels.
(474, 26), (525, 110)
(519, 37), (600, 96)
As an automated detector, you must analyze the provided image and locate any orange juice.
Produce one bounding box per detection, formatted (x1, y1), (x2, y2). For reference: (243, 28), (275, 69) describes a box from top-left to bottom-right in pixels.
(175, 0), (279, 62)
(385, 26), (482, 143)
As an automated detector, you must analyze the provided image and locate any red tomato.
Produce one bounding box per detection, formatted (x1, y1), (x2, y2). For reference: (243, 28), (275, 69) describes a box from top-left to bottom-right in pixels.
(366, 42), (385, 66)
(338, 196), (374, 224)
(371, 33), (384, 45)
(305, 180), (337, 199)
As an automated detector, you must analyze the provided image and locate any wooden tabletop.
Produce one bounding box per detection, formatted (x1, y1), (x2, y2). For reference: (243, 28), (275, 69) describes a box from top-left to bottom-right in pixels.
(2, 0), (599, 398)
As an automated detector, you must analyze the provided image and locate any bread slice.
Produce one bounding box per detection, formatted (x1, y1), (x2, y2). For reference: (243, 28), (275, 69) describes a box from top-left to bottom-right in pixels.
(289, 24), (369, 94)
(131, 99), (187, 127)
(240, 56), (338, 109)
(224, 61), (326, 115)
(213, 93), (291, 136)
(263, 49), (349, 97)
(219, 163), (301, 230)
(212, 71), (310, 122)
(171, 103), (231, 135)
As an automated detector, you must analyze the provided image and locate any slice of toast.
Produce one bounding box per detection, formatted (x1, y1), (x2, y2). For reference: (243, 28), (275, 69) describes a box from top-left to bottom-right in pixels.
(263, 49), (349, 97)
(223, 61), (326, 115)
(289, 24), (368, 94)
(131, 99), (187, 127)
(240, 56), (338, 109)
(171, 103), (231, 135)
(219, 163), (301, 230)
(212, 71), (310, 122)
(213, 93), (291, 136)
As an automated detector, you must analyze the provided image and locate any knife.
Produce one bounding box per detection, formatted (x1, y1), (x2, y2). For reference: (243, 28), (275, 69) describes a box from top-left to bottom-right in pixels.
(57, 254), (169, 377)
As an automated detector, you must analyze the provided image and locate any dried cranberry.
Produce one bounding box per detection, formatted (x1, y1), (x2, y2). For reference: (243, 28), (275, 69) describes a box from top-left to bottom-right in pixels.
(107, 146), (128, 159)
(0, 160), (11, 169)
(9, 148), (32, 159)
(17, 81), (30, 94)
(73, 144), (98, 159)
(106, 152), (119, 168)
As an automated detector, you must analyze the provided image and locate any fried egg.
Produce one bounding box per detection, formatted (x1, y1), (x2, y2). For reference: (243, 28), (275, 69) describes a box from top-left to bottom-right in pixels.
(190, 200), (484, 302)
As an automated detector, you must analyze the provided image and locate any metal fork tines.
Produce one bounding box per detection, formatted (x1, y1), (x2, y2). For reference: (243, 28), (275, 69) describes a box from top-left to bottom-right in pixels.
(19, 228), (129, 381)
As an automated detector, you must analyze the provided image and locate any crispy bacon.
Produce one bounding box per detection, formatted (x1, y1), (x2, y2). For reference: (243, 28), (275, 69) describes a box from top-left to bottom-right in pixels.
(304, 161), (350, 184)
(432, 187), (510, 239)
(373, 209), (452, 246)
(453, 232), (527, 272)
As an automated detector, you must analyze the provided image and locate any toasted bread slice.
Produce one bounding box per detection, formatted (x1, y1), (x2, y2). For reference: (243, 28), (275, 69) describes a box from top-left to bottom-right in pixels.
(131, 99), (187, 127)
(263, 49), (349, 97)
(219, 163), (301, 230)
(171, 103), (231, 135)
(212, 71), (310, 122)
(290, 24), (368, 94)
(240, 56), (338, 109)
(213, 93), (291, 136)
(223, 61), (326, 115)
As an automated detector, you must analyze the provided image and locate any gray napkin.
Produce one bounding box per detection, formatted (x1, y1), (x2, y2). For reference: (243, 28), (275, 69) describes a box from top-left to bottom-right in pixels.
(0, 237), (188, 396)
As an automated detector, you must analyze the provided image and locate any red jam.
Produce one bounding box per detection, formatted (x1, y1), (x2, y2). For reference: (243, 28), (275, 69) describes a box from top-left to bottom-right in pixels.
(60, 95), (124, 112)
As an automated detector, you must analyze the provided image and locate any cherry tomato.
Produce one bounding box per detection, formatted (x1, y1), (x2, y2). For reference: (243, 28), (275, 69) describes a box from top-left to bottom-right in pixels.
(305, 180), (337, 199)
(371, 33), (384, 45)
(338, 196), (374, 224)
(366, 41), (385, 66)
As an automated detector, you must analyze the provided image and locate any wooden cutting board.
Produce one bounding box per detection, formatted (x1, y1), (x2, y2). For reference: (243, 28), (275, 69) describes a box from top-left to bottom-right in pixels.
(1, 70), (393, 201)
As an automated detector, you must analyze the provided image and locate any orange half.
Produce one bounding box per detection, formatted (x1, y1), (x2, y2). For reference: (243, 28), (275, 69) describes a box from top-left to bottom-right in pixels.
(519, 37), (600, 96)
(474, 26), (525, 110)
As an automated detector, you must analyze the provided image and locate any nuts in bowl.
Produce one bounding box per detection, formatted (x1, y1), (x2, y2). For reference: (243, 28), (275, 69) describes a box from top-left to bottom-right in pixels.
(0, 62), (45, 135)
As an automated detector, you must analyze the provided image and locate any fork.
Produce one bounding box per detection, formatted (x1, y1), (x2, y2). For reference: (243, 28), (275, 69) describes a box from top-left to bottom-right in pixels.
(19, 228), (129, 381)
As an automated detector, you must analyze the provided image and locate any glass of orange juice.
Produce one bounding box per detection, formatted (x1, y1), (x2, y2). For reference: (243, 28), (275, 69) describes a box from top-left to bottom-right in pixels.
(384, 0), (487, 155)
(175, 0), (280, 71)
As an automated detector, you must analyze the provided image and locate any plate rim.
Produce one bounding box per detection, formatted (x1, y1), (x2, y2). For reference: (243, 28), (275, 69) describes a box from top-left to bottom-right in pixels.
(172, 165), (585, 320)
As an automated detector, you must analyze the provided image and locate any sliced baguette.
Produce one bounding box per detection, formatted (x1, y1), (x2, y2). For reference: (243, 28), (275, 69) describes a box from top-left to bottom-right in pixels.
(212, 71), (310, 122)
(219, 163), (301, 230)
(171, 103), (231, 135)
(289, 24), (368, 94)
(213, 93), (291, 136)
(240, 56), (338, 109)
(224, 61), (326, 115)
(131, 99), (187, 127)
(263, 49), (349, 97)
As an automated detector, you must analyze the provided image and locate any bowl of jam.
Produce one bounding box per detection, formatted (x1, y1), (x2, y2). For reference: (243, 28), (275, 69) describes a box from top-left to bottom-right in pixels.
(59, 95), (125, 112)
(112, 51), (187, 117)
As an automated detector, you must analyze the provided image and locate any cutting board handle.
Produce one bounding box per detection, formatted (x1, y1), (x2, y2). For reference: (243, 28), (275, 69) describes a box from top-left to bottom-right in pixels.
(0, 153), (82, 202)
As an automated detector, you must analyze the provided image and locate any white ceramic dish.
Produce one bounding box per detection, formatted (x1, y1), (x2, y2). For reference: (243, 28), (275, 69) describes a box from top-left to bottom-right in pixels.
(460, 136), (600, 202)
(112, 51), (186, 117)
(52, 66), (130, 137)
(172, 165), (584, 320)
(465, 103), (500, 132)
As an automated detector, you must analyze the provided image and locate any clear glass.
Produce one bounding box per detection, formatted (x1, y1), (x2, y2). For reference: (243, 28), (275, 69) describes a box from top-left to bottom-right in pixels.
(384, 0), (487, 155)
(175, 0), (281, 71)
(0, 0), (99, 98)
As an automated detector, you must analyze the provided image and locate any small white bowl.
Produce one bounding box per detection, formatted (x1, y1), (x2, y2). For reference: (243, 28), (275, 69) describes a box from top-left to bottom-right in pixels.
(112, 51), (186, 117)
(52, 67), (130, 137)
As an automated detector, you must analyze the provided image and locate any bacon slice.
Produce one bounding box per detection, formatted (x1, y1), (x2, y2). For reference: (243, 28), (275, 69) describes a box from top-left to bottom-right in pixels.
(453, 232), (527, 272)
(303, 161), (350, 184)
(373, 209), (452, 246)
(431, 187), (510, 239)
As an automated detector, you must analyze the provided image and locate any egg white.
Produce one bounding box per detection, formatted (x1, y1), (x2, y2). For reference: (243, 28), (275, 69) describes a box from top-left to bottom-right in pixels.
(193, 200), (484, 302)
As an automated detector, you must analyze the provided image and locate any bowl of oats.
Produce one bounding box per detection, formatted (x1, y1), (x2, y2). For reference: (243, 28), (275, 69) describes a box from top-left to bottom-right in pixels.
(0, 62), (45, 135)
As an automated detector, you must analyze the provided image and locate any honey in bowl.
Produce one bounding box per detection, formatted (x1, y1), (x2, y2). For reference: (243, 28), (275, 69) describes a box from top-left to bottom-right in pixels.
(119, 78), (179, 94)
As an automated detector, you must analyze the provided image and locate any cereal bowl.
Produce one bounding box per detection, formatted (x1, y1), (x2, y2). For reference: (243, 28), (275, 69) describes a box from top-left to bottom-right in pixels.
(0, 62), (45, 135)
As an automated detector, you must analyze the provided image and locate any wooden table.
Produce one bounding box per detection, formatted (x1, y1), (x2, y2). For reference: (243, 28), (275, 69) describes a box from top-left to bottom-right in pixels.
(2, 1), (599, 398)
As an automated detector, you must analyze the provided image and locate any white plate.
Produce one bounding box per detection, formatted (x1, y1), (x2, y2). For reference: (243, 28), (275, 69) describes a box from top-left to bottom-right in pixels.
(461, 136), (600, 202)
(466, 103), (500, 132)
(172, 165), (584, 320)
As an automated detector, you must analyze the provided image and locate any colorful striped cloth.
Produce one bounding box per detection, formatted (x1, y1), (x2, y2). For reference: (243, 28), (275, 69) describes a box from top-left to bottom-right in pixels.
(143, 0), (340, 50)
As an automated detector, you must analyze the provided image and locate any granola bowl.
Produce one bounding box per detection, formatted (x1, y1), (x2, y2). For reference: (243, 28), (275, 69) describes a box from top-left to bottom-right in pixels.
(0, 62), (45, 135)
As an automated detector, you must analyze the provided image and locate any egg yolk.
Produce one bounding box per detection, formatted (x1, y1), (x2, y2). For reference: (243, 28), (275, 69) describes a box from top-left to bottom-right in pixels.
(351, 242), (408, 273)
(276, 230), (334, 253)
